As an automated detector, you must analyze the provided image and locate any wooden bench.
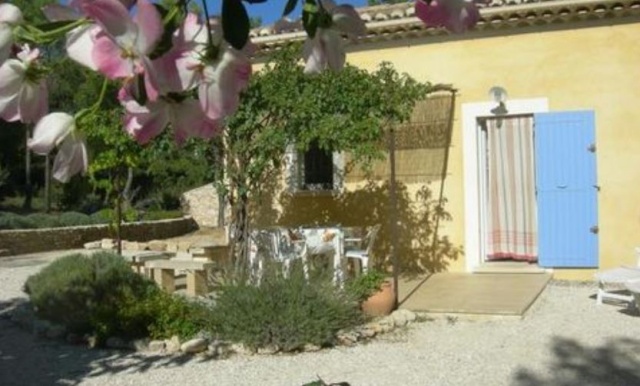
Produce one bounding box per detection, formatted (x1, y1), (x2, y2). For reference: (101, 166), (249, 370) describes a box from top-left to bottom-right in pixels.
(145, 259), (216, 296)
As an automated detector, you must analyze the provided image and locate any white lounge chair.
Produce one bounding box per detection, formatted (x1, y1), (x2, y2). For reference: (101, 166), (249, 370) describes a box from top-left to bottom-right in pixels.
(594, 247), (640, 306)
(344, 224), (381, 275)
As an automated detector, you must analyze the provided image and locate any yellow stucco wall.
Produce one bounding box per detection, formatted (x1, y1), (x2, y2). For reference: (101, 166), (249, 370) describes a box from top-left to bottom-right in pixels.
(253, 20), (640, 280)
(339, 21), (640, 280)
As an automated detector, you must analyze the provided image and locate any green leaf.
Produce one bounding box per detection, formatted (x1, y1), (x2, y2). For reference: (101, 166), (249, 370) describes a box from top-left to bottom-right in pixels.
(302, 0), (319, 38)
(33, 20), (77, 32)
(222, 0), (250, 50)
(283, 0), (299, 17)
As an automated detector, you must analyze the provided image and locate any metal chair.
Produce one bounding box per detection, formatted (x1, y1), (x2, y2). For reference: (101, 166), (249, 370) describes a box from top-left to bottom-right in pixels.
(344, 224), (381, 275)
(248, 228), (308, 281)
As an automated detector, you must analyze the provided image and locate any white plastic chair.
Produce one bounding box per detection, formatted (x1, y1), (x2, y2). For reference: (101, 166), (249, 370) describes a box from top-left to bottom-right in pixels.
(248, 228), (308, 281)
(344, 224), (381, 275)
(594, 247), (640, 305)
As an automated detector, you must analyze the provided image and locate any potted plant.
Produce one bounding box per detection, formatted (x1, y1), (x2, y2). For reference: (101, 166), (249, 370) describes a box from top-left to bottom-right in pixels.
(345, 270), (395, 317)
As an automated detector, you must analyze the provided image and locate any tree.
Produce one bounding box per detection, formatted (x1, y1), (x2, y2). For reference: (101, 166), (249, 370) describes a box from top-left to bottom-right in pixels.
(220, 47), (431, 268)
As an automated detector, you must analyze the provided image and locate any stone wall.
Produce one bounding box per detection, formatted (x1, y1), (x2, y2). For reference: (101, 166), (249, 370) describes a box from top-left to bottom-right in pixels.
(0, 217), (198, 256)
(181, 184), (227, 228)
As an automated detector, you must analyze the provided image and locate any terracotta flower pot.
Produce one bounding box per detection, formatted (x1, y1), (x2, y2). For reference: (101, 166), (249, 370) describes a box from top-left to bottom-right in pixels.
(361, 280), (395, 317)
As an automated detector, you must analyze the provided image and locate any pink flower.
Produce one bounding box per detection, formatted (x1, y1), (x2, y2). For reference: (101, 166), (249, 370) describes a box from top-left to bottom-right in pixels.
(0, 3), (23, 65)
(78, 0), (163, 100)
(198, 49), (252, 121)
(415, 0), (480, 33)
(28, 113), (88, 183)
(302, 0), (367, 74)
(0, 46), (48, 124)
(120, 87), (221, 145)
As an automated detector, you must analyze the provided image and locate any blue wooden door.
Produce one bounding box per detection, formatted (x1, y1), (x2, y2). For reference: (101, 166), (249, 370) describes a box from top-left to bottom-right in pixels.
(535, 111), (598, 267)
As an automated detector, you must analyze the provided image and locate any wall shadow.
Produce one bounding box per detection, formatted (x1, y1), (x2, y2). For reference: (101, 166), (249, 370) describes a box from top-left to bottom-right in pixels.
(272, 180), (462, 276)
(514, 337), (640, 386)
(0, 298), (201, 386)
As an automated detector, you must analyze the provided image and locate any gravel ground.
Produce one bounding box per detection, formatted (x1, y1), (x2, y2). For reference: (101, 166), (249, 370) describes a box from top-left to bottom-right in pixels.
(1, 251), (640, 386)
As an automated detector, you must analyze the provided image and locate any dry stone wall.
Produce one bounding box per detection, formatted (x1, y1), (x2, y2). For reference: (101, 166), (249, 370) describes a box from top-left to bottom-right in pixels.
(181, 184), (227, 228)
(0, 217), (198, 256)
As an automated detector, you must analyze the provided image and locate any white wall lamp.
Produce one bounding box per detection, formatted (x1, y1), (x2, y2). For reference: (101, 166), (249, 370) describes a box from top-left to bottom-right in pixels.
(488, 86), (509, 116)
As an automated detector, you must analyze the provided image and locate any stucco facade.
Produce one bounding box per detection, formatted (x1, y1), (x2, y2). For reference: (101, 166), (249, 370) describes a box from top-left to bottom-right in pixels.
(253, 0), (640, 280)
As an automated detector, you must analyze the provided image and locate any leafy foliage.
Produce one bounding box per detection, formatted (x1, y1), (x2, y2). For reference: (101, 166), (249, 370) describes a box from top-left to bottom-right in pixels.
(344, 270), (388, 302)
(24, 252), (211, 343)
(209, 266), (362, 351)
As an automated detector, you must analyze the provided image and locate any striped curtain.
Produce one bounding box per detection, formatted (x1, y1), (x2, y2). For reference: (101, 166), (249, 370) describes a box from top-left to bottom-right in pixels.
(486, 116), (538, 262)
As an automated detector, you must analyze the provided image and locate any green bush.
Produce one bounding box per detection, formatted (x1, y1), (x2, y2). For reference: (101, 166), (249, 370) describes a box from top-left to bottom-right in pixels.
(26, 213), (61, 228)
(0, 211), (36, 230)
(140, 210), (183, 221)
(90, 208), (139, 223)
(141, 292), (213, 340)
(210, 266), (362, 351)
(24, 252), (158, 342)
(344, 270), (387, 302)
(58, 211), (96, 227)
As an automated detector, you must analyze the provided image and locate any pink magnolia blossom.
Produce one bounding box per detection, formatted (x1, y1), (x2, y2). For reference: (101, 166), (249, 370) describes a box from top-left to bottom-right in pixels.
(120, 87), (221, 145)
(302, 0), (367, 74)
(78, 0), (163, 101)
(415, 0), (480, 33)
(156, 15), (253, 121)
(28, 113), (88, 183)
(0, 46), (48, 124)
(0, 3), (23, 65)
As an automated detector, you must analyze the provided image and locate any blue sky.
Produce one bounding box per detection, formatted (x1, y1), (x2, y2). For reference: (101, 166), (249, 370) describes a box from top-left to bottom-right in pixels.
(205, 0), (369, 26)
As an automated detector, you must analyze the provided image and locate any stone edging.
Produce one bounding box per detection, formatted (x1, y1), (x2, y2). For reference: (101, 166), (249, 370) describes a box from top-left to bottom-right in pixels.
(0, 217), (198, 256)
(3, 298), (421, 359)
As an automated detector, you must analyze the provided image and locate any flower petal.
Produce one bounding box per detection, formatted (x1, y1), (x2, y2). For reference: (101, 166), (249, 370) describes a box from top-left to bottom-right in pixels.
(134, 0), (163, 54)
(0, 25), (13, 64)
(29, 113), (75, 155)
(303, 35), (326, 74)
(52, 136), (88, 183)
(321, 29), (345, 71)
(92, 31), (133, 78)
(42, 4), (80, 22)
(123, 100), (168, 144)
(18, 80), (48, 124)
(0, 59), (26, 106)
(172, 98), (220, 140)
(0, 3), (23, 24)
(81, 0), (134, 41)
(332, 5), (366, 37)
(66, 24), (100, 71)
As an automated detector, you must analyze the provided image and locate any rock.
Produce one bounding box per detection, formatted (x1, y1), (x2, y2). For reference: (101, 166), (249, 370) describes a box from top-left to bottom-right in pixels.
(0, 248), (10, 257)
(165, 335), (181, 353)
(230, 343), (256, 356)
(138, 242), (150, 251)
(83, 241), (102, 250)
(45, 324), (67, 340)
(130, 338), (150, 351)
(148, 340), (166, 352)
(303, 344), (321, 352)
(165, 241), (179, 252)
(257, 344), (280, 355)
(101, 238), (116, 249)
(208, 340), (231, 359)
(86, 335), (99, 349)
(180, 338), (209, 354)
(391, 310), (408, 327)
(148, 240), (167, 252)
(336, 331), (359, 346)
(124, 241), (141, 251)
(378, 315), (395, 327)
(365, 322), (383, 334)
(393, 309), (417, 324)
(105, 337), (129, 349)
(358, 328), (376, 339)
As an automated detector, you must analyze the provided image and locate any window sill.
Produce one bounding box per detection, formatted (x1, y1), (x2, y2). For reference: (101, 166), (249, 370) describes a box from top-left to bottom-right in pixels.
(291, 189), (342, 197)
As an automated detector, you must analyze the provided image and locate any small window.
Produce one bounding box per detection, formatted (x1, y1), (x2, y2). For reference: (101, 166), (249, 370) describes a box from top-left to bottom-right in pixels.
(285, 142), (343, 193)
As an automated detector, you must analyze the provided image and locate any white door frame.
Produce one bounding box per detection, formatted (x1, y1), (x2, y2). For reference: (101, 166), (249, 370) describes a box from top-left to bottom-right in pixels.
(462, 98), (549, 272)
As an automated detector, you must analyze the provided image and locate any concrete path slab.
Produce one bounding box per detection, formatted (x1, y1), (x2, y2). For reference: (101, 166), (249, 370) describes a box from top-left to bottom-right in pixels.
(398, 272), (552, 317)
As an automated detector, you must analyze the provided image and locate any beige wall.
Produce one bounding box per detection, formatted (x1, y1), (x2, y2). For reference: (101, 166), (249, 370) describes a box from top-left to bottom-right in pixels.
(253, 21), (640, 280)
(339, 22), (640, 279)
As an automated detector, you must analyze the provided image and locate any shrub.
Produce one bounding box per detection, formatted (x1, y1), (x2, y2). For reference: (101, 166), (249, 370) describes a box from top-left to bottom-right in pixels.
(58, 211), (95, 227)
(140, 210), (183, 221)
(24, 252), (158, 342)
(141, 292), (213, 340)
(344, 270), (387, 302)
(90, 208), (139, 223)
(26, 213), (61, 228)
(0, 211), (36, 230)
(210, 266), (362, 351)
